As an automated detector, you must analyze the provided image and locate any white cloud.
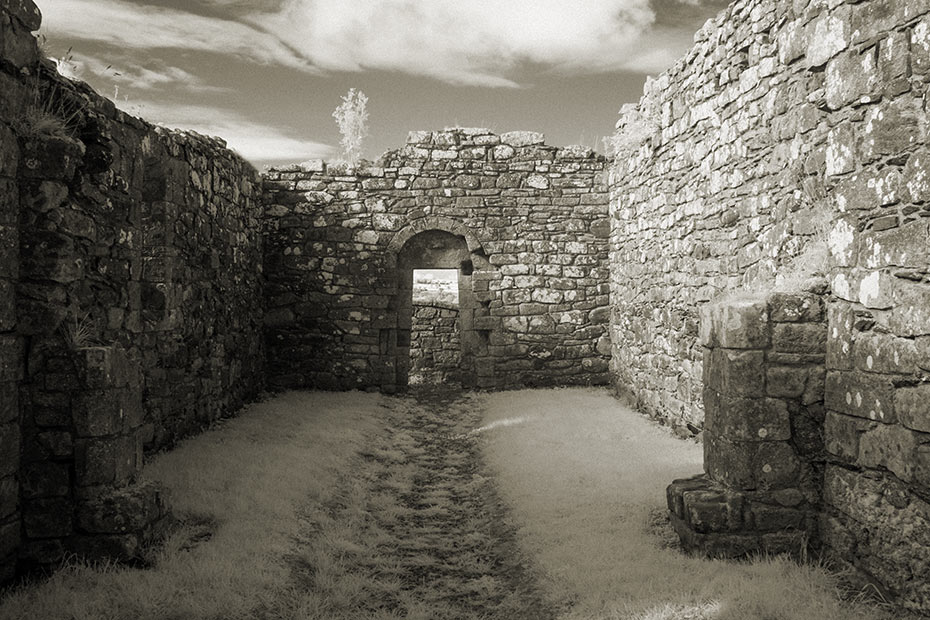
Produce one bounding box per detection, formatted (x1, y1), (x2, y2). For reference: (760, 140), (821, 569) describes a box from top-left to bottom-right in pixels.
(41, 0), (313, 71)
(122, 100), (335, 164)
(43, 0), (693, 86)
(261, 0), (667, 84)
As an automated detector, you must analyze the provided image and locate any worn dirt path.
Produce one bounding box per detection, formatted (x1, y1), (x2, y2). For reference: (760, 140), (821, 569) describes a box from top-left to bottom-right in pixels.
(290, 386), (558, 619)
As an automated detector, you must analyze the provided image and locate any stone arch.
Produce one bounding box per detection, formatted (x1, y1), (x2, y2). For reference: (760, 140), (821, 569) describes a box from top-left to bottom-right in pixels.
(381, 222), (493, 392)
(386, 216), (488, 264)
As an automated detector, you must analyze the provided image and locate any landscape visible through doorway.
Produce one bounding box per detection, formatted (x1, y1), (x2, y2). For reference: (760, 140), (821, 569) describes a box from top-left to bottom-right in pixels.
(409, 269), (461, 386)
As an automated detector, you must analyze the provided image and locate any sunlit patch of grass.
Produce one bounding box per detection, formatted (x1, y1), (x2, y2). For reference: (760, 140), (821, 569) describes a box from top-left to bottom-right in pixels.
(0, 391), (384, 620)
(479, 387), (897, 620)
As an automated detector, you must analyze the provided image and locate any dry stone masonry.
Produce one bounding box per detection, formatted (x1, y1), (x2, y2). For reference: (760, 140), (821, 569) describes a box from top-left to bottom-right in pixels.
(609, 0), (930, 611)
(262, 129), (611, 392)
(0, 0), (263, 577)
(1, 0), (929, 614)
(668, 291), (827, 558)
(409, 302), (462, 386)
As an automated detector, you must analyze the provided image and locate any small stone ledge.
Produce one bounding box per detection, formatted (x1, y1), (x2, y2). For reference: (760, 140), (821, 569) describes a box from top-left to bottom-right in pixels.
(667, 474), (812, 559)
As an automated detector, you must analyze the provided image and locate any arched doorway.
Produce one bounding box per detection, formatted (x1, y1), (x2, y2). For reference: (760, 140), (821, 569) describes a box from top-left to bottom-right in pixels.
(387, 227), (488, 391)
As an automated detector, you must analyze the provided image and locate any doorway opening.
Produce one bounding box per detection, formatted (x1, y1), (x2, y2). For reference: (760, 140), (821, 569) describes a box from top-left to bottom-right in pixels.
(391, 229), (482, 391)
(409, 269), (460, 386)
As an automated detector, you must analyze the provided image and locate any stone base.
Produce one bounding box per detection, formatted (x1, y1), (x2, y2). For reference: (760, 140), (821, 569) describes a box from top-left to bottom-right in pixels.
(18, 481), (171, 573)
(667, 474), (812, 559)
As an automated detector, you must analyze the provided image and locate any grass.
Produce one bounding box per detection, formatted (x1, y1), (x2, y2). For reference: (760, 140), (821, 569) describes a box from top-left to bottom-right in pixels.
(0, 387), (907, 620)
(15, 74), (82, 140)
(60, 312), (97, 349)
(477, 388), (898, 620)
(0, 391), (385, 620)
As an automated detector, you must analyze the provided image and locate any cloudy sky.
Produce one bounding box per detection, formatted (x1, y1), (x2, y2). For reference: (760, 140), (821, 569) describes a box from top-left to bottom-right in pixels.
(39, 0), (727, 168)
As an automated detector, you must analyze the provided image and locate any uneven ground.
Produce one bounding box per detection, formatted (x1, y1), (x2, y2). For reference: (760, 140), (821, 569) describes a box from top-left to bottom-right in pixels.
(0, 388), (903, 619)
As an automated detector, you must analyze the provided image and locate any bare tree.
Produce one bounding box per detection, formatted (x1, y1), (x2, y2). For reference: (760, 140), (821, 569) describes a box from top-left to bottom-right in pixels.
(332, 88), (369, 167)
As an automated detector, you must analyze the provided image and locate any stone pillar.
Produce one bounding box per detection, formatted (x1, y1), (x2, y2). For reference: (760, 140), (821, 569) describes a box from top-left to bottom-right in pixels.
(70, 346), (168, 561)
(667, 290), (827, 557)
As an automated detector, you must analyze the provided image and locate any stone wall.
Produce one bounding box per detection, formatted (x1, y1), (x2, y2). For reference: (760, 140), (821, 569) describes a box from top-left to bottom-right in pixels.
(0, 0), (263, 576)
(608, 0), (930, 434)
(613, 0), (930, 611)
(263, 129), (611, 392)
(668, 291), (827, 558)
(409, 302), (461, 386)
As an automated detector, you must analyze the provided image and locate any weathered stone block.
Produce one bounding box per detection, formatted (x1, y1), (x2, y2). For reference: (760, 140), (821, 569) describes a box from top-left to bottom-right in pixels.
(0, 422), (19, 478)
(77, 481), (167, 534)
(768, 292), (823, 323)
(806, 10), (849, 67)
(682, 488), (743, 533)
(854, 331), (920, 375)
(3, 0), (43, 30)
(917, 445), (930, 489)
(72, 389), (138, 437)
(704, 434), (755, 490)
(859, 423), (919, 481)
(858, 220), (929, 271)
(666, 474), (709, 517)
(704, 348), (765, 396)
(500, 131), (545, 147)
(825, 411), (875, 461)
(825, 370), (896, 423)
(850, 0), (917, 45)
(74, 434), (140, 487)
(766, 366), (809, 398)
(879, 32), (909, 95)
(1, 8), (39, 69)
(771, 323), (826, 354)
(913, 18), (930, 74)
(752, 441), (800, 490)
(21, 462), (70, 499)
(750, 502), (805, 531)
(889, 279), (930, 337)
(895, 386), (930, 433)
(703, 299), (769, 349)
(825, 48), (877, 110)
(0, 335), (22, 383)
(0, 518), (20, 565)
(827, 303), (855, 371)
(826, 121), (856, 177)
(862, 99), (922, 161)
(704, 389), (791, 441)
(20, 136), (85, 181)
(0, 382), (16, 425)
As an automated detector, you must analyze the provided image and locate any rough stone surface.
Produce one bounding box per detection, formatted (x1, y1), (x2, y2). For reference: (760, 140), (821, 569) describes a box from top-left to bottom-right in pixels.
(684, 291), (825, 557)
(0, 0), (263, 579)
(263, 128), (609, 392)
(409, 302), (461, 386)
(615, 0), (930, 610)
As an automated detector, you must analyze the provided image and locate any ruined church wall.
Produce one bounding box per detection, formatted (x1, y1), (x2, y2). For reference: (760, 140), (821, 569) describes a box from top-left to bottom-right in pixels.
(612, 0), (930, 611)
(262, 129), (610, 392)
(0, 0), (263, 574)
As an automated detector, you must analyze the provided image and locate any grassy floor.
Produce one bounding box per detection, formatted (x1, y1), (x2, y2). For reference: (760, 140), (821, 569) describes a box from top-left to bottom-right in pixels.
(0, 387), (910, 619)
(478, 387), (898, 620)
(279, 387), (554, 619)
(0, 391), (385, 620)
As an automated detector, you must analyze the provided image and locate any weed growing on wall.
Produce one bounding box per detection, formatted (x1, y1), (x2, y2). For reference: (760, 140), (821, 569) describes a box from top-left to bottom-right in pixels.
(332, 88), (369, 168)
(60, 312), (98, 350)
(15, 75), (81, 140)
